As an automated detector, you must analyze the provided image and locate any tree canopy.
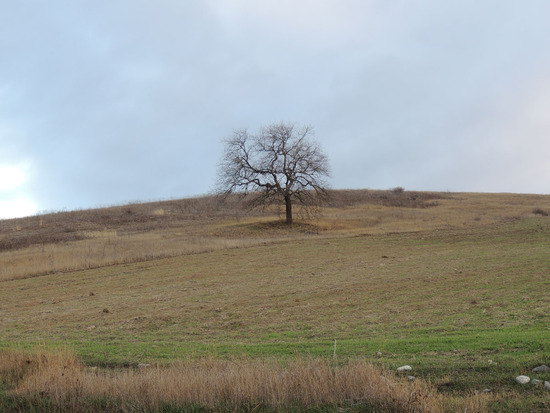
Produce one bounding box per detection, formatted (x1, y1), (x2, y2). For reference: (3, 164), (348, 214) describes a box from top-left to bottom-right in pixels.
(217, 122), (330, 224)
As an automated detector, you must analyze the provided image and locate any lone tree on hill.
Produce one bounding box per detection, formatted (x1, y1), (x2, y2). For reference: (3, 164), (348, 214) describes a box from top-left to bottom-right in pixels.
(217, 122), (330, 225)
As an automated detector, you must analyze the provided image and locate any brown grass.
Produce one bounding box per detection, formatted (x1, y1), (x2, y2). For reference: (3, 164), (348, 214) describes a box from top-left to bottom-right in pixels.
(2, 348), (489, 412)
(2, 190), (546, 411)
(1, 190), (549, 282)
(0, 190), (446, 252)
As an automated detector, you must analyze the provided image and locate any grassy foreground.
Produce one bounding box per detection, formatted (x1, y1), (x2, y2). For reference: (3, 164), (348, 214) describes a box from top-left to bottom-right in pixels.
(1, 190), (550, 411)
(3, 348), (490, 412)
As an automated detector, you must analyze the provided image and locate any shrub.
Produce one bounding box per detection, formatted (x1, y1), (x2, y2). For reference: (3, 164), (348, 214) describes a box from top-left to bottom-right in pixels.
(532, 208), (548, 216)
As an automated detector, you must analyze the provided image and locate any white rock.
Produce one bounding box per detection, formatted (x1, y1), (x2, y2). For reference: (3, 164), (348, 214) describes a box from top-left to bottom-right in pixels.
(515, 375), (530, 385)
(397, 365), (412, 372)
(532, 365), (550, 372)
(407, 376), (415, 381)
(531, 379), (543, 385)
(137, 363), (151, 368)
(545, 381), (550, 390)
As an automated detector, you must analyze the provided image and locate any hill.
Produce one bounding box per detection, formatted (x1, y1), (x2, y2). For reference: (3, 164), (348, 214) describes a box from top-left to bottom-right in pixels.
(1, 189), (547, 281)
(1, 189), (550, 412)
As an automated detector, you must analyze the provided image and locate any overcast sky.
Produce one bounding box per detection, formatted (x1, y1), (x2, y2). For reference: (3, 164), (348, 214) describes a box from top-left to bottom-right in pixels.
(2, 1), (550, 218)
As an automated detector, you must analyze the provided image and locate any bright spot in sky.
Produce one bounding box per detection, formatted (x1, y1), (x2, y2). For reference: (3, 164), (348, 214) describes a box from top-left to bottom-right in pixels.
(0, 163), (37, 219)
(0, 199), (37, 219)
(0, 166), (27, 191)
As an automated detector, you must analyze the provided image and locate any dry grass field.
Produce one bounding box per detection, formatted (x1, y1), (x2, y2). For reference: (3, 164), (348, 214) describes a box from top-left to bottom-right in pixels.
(4, 348), (488, 413)
(1, 190), (545, 281)
(1, 189), (550, 412)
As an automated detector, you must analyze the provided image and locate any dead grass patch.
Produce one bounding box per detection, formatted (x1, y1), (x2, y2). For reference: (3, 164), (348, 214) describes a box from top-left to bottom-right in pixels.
(1, 191), (549, 281)
(2, 348), (489, 412)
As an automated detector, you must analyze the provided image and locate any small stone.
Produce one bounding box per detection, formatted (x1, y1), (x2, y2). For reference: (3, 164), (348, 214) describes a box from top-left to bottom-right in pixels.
(532, 379), (543, 385)
(545, 381), (550, 390)
(532, 365), (550, 372)
(397, 365), (412, 372)
(483, 388), (492, 393)
(376, 351), (382, 357)
(408, 376), (415, 381)
(137, 363), (150, 368)
(515, 375), (530, 385)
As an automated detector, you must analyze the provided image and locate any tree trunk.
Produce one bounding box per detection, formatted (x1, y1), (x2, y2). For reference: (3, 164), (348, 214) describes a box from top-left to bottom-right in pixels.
(285, 195), (292, 225)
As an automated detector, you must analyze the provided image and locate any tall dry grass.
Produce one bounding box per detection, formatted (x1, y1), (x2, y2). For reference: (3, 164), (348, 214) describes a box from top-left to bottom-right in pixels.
(0, 194), (324, 281)
(2, 190), (548, 282)
(0, 230), (270, 281)
(1, 349), (489, 412)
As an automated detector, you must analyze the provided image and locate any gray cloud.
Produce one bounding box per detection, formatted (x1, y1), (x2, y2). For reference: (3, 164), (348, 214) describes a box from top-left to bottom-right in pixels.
(1, 1), (549, 217)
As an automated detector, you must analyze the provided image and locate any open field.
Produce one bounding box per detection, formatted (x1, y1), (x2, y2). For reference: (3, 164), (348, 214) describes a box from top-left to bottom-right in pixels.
(1, 190), (550, 411)
(1, 190), (547, 282)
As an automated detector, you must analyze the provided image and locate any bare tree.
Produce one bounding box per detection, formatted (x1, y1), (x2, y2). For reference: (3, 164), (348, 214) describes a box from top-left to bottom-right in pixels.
(217, 122), (330, 225)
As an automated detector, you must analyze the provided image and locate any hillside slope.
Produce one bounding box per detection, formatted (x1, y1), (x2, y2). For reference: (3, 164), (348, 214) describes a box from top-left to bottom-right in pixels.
(1, 190), (550, 411)
(1, 190), (548, 281)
